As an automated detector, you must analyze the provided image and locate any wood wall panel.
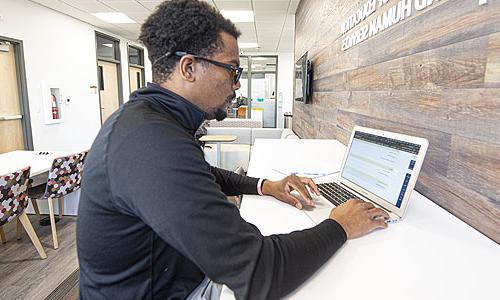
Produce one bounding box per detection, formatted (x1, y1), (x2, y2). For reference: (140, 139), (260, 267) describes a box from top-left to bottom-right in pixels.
(294, 0), (500, 243)
(485, 32), (500, 86)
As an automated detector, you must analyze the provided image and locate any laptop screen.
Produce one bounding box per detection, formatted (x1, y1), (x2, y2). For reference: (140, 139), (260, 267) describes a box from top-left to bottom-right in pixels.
(341, 131), (421, 208)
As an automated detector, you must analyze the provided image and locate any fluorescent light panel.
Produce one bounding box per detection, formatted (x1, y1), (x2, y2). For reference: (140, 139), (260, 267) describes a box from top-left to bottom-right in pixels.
(221, 10), (254, 22)
(252, 57), (269, 61)
(239, 42), (259, 49)
(92, 12), (136, 24)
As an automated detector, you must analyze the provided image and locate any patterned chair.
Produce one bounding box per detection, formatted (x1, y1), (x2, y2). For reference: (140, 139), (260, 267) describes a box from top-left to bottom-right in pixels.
(0, 167), (47, 259)
(29, 151), (87, 249)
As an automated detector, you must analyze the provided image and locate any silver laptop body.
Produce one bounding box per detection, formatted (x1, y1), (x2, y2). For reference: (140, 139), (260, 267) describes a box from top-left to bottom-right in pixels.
(306, 126), (429, 224)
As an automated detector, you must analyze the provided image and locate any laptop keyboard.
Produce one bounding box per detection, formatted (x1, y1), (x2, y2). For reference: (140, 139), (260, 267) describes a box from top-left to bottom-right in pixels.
(317, 182), (358, 206)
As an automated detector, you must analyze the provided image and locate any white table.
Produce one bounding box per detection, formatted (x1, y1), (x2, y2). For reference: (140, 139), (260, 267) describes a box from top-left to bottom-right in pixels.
(0, 150), (80, 215)
(199, 135), (237, 167)
(222, 139), (500, 300)
(0, 150), (69, 179)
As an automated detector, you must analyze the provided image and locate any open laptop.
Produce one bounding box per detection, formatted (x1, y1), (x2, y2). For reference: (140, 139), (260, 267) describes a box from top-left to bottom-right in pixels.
(305, 126), (428, 224)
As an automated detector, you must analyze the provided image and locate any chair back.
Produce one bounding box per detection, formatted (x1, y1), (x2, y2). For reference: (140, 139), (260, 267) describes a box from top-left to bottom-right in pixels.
(44, 151), (87, 198)
(0, 167), (31, 226)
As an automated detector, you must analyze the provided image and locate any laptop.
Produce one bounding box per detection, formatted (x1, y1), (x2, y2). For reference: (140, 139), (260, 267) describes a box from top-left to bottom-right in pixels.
(305, 126), (428, 224)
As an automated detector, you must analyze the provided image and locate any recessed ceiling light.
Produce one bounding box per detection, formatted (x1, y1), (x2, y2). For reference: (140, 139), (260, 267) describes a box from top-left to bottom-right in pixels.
(239, 42), (259, 49)
(220, 10), (254, 22)
(92, 12), (136, 24)
(252, 57), (269, 61)
(102, 43), (113, 48)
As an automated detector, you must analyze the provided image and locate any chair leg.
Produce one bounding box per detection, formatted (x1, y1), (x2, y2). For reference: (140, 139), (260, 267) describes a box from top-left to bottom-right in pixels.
(0, 226), (6, 244)
(16, 219), (23, 240)
(18, 212), (47, 259)
(31, 198), (41, 221)
(58, 197), (64, 219)
(48, 197), (59, 249)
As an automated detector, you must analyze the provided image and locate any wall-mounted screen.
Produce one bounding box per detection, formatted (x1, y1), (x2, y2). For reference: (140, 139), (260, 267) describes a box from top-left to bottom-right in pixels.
(294, 52), (312, 103)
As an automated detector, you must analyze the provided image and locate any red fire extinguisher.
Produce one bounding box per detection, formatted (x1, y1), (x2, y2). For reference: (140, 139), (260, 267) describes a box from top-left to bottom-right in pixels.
(51, 94), (59, 119)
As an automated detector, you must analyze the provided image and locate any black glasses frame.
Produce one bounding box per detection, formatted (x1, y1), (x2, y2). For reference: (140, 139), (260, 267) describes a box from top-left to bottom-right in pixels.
(153, 51), (243, 84)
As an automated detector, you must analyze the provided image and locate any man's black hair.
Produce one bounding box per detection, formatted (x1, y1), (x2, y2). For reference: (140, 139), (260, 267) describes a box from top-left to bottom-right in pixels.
(139, 0), (241, 83)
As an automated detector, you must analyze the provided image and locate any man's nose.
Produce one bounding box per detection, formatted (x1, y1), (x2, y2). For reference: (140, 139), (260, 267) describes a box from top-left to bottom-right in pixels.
(233, 80), (241, 90)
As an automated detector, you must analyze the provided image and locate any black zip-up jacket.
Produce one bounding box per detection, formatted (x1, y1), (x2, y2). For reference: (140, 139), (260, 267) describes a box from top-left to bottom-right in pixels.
(76, 83), (347, 299)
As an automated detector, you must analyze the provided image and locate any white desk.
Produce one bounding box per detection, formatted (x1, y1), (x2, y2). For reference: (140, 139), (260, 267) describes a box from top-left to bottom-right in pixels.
(199, 135), (238, 167)
(222, 139), (500, 300)
(0, 150), (70, 176)
(0, 150), (80, 215)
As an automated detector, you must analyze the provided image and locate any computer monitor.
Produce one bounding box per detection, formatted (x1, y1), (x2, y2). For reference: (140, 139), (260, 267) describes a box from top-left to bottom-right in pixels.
(294, 52), (311, 103)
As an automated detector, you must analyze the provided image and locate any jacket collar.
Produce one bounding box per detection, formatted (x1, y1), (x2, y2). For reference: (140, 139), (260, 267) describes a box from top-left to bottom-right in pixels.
(129, 83), (207, 133)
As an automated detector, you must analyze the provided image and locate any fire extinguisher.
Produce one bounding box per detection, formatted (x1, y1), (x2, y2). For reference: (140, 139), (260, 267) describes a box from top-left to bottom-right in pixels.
(51, 94), (59, 119)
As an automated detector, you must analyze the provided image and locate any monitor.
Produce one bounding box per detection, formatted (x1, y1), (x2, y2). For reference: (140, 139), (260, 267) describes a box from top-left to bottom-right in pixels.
(294, 52), (309, 103)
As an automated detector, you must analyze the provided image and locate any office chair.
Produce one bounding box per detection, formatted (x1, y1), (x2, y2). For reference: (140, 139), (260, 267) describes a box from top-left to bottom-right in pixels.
(0, 166), (47, 259)
(29, 151), (87, 249)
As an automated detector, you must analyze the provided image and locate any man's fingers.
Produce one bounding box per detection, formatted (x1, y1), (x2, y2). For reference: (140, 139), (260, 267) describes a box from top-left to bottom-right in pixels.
(345, 198), (363, 206)
(299, 177), (321, 196)
(288, 180), (314, 206)
(372, 219), (389, 229)
(363, 202), (375, 209)
(282, 193), (303, 210)
(367, 207), (390, 220)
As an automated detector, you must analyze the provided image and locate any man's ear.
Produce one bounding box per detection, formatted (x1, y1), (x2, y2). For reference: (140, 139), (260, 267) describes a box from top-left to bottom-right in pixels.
(178, 55), (196, 82)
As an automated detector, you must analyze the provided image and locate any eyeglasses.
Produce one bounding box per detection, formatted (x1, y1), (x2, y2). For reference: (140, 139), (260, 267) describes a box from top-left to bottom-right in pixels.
(153, 51), (243, 84)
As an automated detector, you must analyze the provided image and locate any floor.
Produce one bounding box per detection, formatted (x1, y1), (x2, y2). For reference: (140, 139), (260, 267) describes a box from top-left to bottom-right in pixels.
(0, 215), (79, 300)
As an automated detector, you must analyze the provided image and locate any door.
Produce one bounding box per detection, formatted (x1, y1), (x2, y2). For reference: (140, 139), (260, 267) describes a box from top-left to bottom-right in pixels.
(0, 42), (24, 154)
(250, 57), (277, 128)
(98, 60), (120, 123)
(129, 66), (143, 93)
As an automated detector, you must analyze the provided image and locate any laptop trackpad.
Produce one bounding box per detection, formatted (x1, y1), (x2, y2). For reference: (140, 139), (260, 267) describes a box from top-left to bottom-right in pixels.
(303, 195), (334, 224)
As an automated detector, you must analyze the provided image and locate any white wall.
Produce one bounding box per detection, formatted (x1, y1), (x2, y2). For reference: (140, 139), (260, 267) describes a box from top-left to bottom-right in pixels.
(277, 52), (295, 128)
(0, 0), (151, 215)
(240, 51), (295, 128)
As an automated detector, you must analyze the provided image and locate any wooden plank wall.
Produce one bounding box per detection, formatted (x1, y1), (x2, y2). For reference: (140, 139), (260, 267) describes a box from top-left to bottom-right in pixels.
(294, 0), (500, 243)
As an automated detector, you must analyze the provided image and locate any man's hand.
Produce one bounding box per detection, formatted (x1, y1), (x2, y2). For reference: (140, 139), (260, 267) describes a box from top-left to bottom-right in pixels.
(262, 175), (321, 209)
(330, 199), (390, 239)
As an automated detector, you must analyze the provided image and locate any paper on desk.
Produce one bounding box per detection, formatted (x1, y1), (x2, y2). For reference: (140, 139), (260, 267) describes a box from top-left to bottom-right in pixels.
(272, 156), (339, 177)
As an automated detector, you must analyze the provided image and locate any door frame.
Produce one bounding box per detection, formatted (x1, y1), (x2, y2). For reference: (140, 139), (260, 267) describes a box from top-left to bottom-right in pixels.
(127, 44), (146, 93)
(95, 31), (123, 124)
(239, 55), (279, 127)
(0, 36), (33, 150)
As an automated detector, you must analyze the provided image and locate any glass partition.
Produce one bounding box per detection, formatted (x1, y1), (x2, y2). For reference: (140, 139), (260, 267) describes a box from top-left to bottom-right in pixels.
(230, 55), (277, 127)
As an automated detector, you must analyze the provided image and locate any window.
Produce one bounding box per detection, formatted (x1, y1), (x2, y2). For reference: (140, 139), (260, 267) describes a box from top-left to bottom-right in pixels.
(96, 34), (120, 61)
(234, 56), (278, 127)
(128, 46), (144, 66)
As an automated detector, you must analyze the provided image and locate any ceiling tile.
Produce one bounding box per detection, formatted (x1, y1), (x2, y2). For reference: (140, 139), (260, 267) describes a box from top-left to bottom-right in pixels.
(234, 22), (255, 31)
(31, 0), (295, 52)
(137, 1), (164, 10)
(61, 0), (115, 13)
(101, 1), (150, 13)
(253, 1), (289, 11)
(216, 1), (252, 10)
(254, 12), (286, 23)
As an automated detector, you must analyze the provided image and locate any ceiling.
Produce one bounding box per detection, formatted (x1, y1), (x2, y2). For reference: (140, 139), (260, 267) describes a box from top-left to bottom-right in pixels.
(29, 0), (298, 52)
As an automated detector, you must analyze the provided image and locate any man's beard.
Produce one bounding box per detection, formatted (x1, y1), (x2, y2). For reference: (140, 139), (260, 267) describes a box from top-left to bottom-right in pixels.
(214, 108), (227, 121)
(210, 92), (235, 121)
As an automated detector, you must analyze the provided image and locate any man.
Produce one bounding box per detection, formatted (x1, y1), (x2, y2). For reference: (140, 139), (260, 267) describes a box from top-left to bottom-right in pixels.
(76, 0), (389, 299)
